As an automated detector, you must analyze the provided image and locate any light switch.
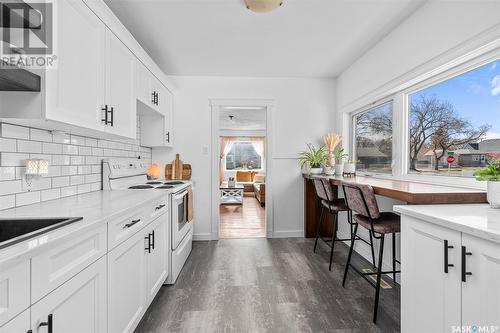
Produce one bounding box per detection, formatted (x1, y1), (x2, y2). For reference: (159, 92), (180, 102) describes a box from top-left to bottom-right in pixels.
(202, 146), (209, 155)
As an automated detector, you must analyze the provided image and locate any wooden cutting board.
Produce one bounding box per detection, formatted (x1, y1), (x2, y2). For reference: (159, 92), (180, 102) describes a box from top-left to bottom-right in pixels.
(165, 154), (192, 180)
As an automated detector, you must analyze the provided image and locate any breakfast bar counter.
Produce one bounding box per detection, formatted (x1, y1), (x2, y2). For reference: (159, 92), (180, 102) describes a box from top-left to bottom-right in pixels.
(303, 174), (487, 238)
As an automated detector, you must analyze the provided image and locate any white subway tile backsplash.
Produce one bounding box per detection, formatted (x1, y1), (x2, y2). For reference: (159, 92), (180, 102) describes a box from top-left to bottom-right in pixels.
(17, 140), (42, 153)
(30, 129), (53, 142)
(61, 165), (78, 176)
(0, 180), (22, 195)
(41, 188), (60, 202)
(61, 186), (77, 198)
(0, 122), (151, 209)
(62, 145), (78, 155)
(15, 191), (40, 206)
(42, 142), (63, 154)
(0, 195), (15, 210)
(1, 124), (29, 139)
(0, 138), (17, 152)
(0, 167), (16, 181)
(52, 176), (70, 188)
(0, 152), (29, 166)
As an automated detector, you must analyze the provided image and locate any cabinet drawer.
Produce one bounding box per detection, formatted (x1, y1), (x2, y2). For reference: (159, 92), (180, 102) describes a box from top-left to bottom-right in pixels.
(0, 260), (30, 326)
(149, 196), (168, 220)
(31, 224), (107, 303)
(108, 208), (147, 250)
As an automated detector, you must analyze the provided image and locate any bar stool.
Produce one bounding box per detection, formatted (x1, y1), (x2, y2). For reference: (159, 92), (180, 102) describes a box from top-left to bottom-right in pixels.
(312, 178), (376, 271)
(341, 183), (401, 323)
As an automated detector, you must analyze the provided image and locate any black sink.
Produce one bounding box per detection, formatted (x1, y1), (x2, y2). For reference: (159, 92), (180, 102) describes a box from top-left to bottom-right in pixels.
(0, 217), (83, 249)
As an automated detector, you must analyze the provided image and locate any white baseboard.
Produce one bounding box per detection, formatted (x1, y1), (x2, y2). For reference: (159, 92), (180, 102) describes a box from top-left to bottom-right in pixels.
(193, 233), (212, 241)
(272, 230), (304, 238)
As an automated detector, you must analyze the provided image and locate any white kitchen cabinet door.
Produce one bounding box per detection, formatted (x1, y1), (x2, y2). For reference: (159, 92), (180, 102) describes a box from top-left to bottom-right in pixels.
(0, 260), (30, 326)
(145, 215), (168, 302)
(161, 88), (173, 147)
(461, 234), (500, 329)
(401, 216), (462, 333)
(45, 0), (105, 132)
(136, 62), (154, 108)
(108, 229), (147, 333)
(105, 30), (136, 139)
(0, 309), (30, 333)
(31, 256), (106, 333)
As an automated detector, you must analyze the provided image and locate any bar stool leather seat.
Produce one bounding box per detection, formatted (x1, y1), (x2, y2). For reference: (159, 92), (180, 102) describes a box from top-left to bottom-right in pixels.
(353, 212), (401, 234)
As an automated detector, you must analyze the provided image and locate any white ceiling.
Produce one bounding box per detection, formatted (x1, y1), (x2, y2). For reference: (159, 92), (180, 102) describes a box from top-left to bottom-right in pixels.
(219, 108), (266, 130)
(104, 0), (425, 77)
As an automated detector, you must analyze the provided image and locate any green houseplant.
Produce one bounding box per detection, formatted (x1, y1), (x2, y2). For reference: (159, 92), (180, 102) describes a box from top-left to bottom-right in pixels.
(334, 147), (348, 176)
(299, 144), (328, 174)
(474, 153), (500, 208)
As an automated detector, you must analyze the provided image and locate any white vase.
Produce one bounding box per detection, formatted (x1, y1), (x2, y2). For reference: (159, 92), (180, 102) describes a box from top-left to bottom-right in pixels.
(310, 167), (323, 175)
(487, 181), (500, 208)
(335, 163), (344, 176)
(324, 166), (335, 175)
(344, 163), (356, 174)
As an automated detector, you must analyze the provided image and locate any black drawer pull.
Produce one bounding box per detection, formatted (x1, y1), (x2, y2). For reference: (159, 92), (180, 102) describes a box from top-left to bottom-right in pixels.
(39, 314), (53, 333)
(145, 234), (151, 253)
(123, 219), (141, 229)
(461, 246), (472, 282)
(155, 204), (166, 210)
(151, 230), (155, 250)
(444, 240), (454, 273)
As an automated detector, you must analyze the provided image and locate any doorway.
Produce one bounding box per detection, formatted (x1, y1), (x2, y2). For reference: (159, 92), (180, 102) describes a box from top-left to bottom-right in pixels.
(210, 100), (274, 240)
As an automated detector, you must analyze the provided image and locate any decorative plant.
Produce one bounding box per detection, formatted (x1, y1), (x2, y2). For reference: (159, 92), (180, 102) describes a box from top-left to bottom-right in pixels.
(323, 133), (342, 166)
(298, 144), (328, 169)
(334, 147), (348, 164)
(474, 153), (500, 181)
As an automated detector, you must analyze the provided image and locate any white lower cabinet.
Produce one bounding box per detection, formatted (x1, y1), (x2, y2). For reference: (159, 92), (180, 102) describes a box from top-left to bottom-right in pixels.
(402, 215), (500, 333)
(0, 309), (30, 333)
(31, 256), (107, 333)
(108, 212), (168, 333)
(0, 260), (30, 326)
(461, 234), (500, 330)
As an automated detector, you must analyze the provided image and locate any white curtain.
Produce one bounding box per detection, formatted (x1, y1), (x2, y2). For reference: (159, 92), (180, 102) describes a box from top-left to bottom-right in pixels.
(220, 137), (234, 184)
(251, 137), (265, 170)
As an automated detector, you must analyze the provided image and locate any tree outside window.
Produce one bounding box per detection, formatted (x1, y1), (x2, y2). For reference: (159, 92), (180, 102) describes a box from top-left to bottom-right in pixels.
(225, 142), (262, 170)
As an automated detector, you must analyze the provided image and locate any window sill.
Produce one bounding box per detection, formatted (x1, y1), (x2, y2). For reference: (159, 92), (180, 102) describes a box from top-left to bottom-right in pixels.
(356, 171), (487, 191)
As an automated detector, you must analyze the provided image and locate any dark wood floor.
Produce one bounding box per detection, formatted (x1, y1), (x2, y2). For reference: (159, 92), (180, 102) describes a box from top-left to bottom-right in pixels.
(135, 238), (400, 333)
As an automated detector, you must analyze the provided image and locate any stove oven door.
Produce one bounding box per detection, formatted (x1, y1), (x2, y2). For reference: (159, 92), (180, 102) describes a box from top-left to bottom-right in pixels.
(171, 188), (191, 250)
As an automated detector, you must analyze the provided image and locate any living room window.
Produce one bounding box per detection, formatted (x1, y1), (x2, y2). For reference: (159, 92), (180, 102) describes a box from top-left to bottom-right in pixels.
(407, 58), (499, 178)
(353, 102), (393, 174)
(225, 141), (263, 170)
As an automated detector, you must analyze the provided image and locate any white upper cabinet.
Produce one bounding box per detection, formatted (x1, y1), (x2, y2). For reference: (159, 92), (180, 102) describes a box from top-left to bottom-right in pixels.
(45, 0), (106, 133)
(104, 30), (136, 139)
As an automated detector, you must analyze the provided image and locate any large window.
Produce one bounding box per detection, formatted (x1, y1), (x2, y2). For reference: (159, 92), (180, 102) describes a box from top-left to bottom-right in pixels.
(225, 142), (262, 170)
(354, 102), (393, 174)
(408, 59), (500, 178)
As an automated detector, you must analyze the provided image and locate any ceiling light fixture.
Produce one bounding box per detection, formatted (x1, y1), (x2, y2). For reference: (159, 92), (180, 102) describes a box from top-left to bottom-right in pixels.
(245, 0), (283, 13)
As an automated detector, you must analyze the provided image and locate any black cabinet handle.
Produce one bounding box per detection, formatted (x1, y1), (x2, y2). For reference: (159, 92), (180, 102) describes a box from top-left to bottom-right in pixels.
(145, 234), (151, 253)
(461, 246), (472, 282)
(152, 91), (155, 104)
(155, 204), (165, 210)
(151, 230), (155, 250)
(101, 105), (108, 124)
(156, 92), (159, 105)
(444, 240), (454, 273)
(123, 219), (141, 229)
(166, 131), (170, 143)
(109, 107), (114, 127)
(39, 314), (53, 333)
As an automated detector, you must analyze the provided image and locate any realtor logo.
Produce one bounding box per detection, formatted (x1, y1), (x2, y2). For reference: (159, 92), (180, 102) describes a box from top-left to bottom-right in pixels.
(0, 1), (56, 68)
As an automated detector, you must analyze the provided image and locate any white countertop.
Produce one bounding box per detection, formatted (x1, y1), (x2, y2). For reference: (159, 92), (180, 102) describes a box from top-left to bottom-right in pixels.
(394, 204), (500, 244)
(0, 190), (169, 269)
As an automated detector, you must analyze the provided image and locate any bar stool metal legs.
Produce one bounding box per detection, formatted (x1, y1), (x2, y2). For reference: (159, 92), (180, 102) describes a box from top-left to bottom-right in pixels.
(373, 235), (385, 323)
(313, 206), (325, 253)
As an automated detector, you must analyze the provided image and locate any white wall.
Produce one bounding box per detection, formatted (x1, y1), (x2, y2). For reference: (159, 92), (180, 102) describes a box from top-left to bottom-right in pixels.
(153, 76), (336, 240)
(334, 0), (500, 275)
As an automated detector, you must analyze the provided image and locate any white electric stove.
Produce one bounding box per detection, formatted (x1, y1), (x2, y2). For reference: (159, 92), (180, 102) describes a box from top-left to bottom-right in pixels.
(102, 158), (193, 284)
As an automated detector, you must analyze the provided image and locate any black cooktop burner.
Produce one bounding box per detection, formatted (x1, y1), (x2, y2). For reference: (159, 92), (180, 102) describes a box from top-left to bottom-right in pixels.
(129, 185), (154, 189)
(164, 181), (184, 185)
(146, 181), (162, 185)
(156, 185), (174, 189)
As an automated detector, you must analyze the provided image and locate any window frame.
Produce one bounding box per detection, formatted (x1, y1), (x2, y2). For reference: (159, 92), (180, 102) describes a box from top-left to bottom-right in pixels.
(348, 48), (500, 189)
(223, 140), (264, 172)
